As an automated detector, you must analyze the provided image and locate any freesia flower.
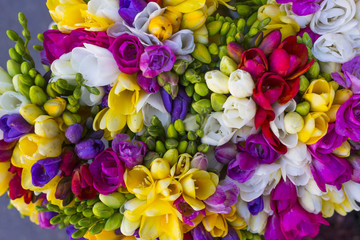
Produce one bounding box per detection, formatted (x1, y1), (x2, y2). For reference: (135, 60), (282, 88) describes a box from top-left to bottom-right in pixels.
(140, 45), (176, 78)
(214, 143), (238, 165)
(191, 224), (212, 240)
(279, 3), (315, 27)
(71, 164), (97, 200)
(310, 0), (358, 35)
(332, 56), (360, 93)
(118, 0), (147, 26)
(0, 91), (30, 115)
(38, 210), (58, 229)
(0, 114), (33, 143)
(0, 161), (14, 196)
(46, 0), (114, 33)
(191, 152), (208, 170)
(201, 112), (236, 146)
(0, 67), (14, 95)
(205, 70), (230, 94)
(238, 48), (268, 80)
(163, 0), (206, 13)
(88, 0), (122, 23)
(136, 72), (160, 93)
(174, 196), (205, 226)
(297, 186), (323, 214)
(115, 139), (147, 169)
(89, 148), (125, 195)
(227, 70), (254, 99)
(34, 115), (61, 138)
(247, 196), (264, 216)
(298, 112), (329, 145)
(109, 33), (144, 74)
(65, 123), (83, 144)
(277, 0), (322, 16)
(222, 96), (256, 129)
(31, 157), (61, 187)
(75, 138), (104, 160)
(124, 165), (155, 200)
(302, 79), (335, 112)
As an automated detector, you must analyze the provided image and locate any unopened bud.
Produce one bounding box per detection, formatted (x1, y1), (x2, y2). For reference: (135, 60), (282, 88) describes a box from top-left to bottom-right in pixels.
(99, 192), (126, 209)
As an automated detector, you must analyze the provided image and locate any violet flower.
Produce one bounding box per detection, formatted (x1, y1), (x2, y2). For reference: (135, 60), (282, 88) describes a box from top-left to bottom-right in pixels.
(214, 143), (238, 164)
(0, 114), (33, 143)
(39, 211), (58, 229)
(66, 225), (87, 240)
(31, 157), (61, 187)
(140, 45), (176, 78)
(310, 123), (347, 154)
(75, 139), (105, 160)
(191, 152), (208, 170)
(117, 140), (147, 169)
(111, 133), (131, 153)
(65, 123), (83, 144)
(89, 148), (125, 195)
(161, 88), (191, 122)
(248, 196), (264, 215)
(174, 196), (205, 226)
(332, 56), (360, 94)
(204, 179), (239, 214)
(137, 72), (160, 93)
(221, 225), (240, 240)
(191, 224), (212, 240)
(161, 87), (173, 112)
(276, 0), (322, 16)
(109, 33), (144, 74)
(119, 0), (147, 26)
(227, 152), (257, 183)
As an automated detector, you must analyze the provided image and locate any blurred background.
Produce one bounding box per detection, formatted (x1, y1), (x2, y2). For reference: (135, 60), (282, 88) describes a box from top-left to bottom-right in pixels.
(0, 1), (359, 240)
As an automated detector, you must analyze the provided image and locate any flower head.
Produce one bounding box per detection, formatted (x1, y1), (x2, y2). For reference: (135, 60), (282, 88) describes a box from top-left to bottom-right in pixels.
(140, 45), (176, 78)
(0, 114), (33, 143)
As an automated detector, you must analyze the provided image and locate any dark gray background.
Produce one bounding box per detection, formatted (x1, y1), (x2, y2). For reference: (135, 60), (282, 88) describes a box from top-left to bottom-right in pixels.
(0, 1), (359, 240)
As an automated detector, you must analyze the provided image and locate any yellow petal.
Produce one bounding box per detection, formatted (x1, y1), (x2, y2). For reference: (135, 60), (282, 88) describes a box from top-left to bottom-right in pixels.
(106, 109), (127, 132)
(0, 161), (14, 196)
(127, 111), (144, 133)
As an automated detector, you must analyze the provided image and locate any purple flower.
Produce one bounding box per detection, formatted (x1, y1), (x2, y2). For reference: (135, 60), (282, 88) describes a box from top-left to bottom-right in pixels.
(65, 123), (83, 144)
(227, 152), (257, 183)
(248, 196), (264, 215)
(160, 87), (173, 112)
(308, 146), (352, 192)
(191, 152), (208, 170)
(332, 56), (360, 94)
(119, 0), (147, 26)
(0, 114), (33, 143)
(111, 133), (131, 153)
(109, 33), (144, 74)
(276, 0), (322, 16)
(116, 140), (147, 169)
(66, 225), (87, 240)
(335, 94), (360, 142)
(204, 179), (239, 214)
(191, 224), (212, 240)
(140, 45), (176, 78)
(348, 155), (360, 183)
(137, 72), (160, 93)
(174, 196), (205, 226)
(214, 143), (238, 164)
(222, 225), (240, 240)
(31, 157), (61, 187)
(75, 139), (105, 160)
(310, 123), (347, 154)
(89, 148), (125, 195)
(270, 178), (297, 215)
(264, 215), (287, 240)
(43, 29), (114, 64)
(38, 211), (58, 229)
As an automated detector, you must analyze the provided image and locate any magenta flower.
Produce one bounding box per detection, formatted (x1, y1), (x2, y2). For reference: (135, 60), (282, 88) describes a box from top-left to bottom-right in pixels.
(174, 196), (205, 226)
(270, 178), (297, 215)
(239, 48), (268, 80)
(140, 45), (176, 78)
(89, 148), (125, 195)
(227, 152), (257, 183)
(109, 33), (144, 74)
(136, 72), (160, 93)
(258, 30), (282, 56)
(332, 56), (360, 94)
(276, 0), (322, 16)
(43, 29), (114, 63)
(0, 114), (33, 143)
(348, 155), (360, 184)
(214, 143), (238, 165)
(112, 134), (146, 169)
(310, 123), (347, 154)
(335, 94), (360, 142)
(204, 179), (239, 214)
(38, 210), (58, 229)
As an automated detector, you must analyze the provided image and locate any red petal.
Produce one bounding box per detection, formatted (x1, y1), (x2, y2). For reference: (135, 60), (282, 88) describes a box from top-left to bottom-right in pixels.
(269, 49), (289, 77)
(255, 107), (275, 129)
(279, 78), (300, 104)
(262, 122), (287, 154)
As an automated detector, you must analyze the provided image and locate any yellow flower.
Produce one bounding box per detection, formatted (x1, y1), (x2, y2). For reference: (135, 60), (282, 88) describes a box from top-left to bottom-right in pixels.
(326, 104), (340, 123)
(0, 161), (15, 196)
(46, 0), (114, 33)
(179, 168), (219, 210)
(258, 4), (300, 40)
(156, 178), (183, 201)
(124, 166), (155, 201)
(170, 153), (192, 178)
(151, 158), (171, 180)
(298, 112), (329, 145)
(34, 115), (61, 138)
(163, 0), (206, 13)
(321, 188), (353, 218)
(181, 10), (207, 30)
(85, 230), (130, 240)
(333, 89), (353, 105)
(149, 16), (173, 41)
(121, 196), (183, 240)
(44, 97), (67, 118)
(333, 141), (351, 158)
(163, 7), (183, 33)
(302, 79), (335, 112)
(11, 197), (41, 224)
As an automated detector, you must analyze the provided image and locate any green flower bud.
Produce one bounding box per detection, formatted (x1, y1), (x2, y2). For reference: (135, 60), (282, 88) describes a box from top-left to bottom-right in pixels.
(64, 207), (77, 215)
(226, 36), (236, 45)
(86, 197), (100, 206)
(18, 12), (28, 27)
(191, 43), (211, 64)
(220, 22), (231, 36)
(73, 87), (82, 100)
(6, 30), (19, 41)
(22, 29), (30, 39)
(219, 46), (229, 60)
(206, 20), (223, 36)
(192, 99), (212, 114)
(163, 148), (179, 166)
(186, 141), (197, 156)
(258, 17), (271, 30)
(330, 80), (339, 91)
(19, 74), (34, 86)
(187, 131), (197, 141)
(177, 140), (188, 154)
(9, 48), (22, 63)
(211, 93), (227, 112)
(148, 125), (165, 138)
(78, 218), (93, 228)
(62, 111), (79, 126)
(71, 228), (88, 239)
(226, 23), (237, 38)
(46, 83), (58, 98)
(173, 59), (189, 75)
(194, 82), (209, 97)
(144, 151), (160, 168)
(44, 97), (67, 117)
(208, 43), (219, 55)
(165, 138), (179, 149)
(33, 45), (44, 51)
(21, 62), (31, 75)
(235, 32), (244, 43)
(99, 192), (126, 209)
(246, 12), (258, 27)
(237, 18), (246, 32)
(104, 213), (123, 231)
(306, 61), (320, 79)
(167, 123), (179, 139)
(320, 72), (332, 82)
(28, 69), (37, 79)
(155, 140), (167, 156)
(93, 202), (114, 219)
(50, 214), (66, 225)
(193, 92), (201, 102)
(220, 56), (238, 76)
(83, 208), (94, 218)
(299, 75), (310, 93)
(196, 129), (204, 138)
(35, 74), (46, 88)
(15, 42), (25, 56)
(184, 69), (202, 84)
(58, 223), (66, 229)
(185, 84), (194, 97)
(197, 143), (209, 153)
(29, 86), (47, 106)
(35, 206), (49, 213)
(174, 119), (185, 135)
(20, 104), (45, 124)
(145, 136), (156, 151)
(18, 81), (30, 99)
(296, 101), (311, 116)
(236, 5), (252, 17)
(164, 83), (179, 99)
(89, 220), (105, 235)
(77, 204), (86, 213)
(248, 27), (259, 37)
(67, 103), (80, 113)
(69, 213), (83, 225)
(206, 16), (215, 23)
(7, 60), (21, 77)
(68, 95), (78, 106)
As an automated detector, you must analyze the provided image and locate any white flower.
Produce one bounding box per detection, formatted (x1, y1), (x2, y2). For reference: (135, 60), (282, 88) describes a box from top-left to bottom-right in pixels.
(79, 86), (105, 106)
(136, 92), (171, 127)
(0, 67), (14, 94)
(319, 61), (342, 74)
(312, 33), (356, 63)
(88, 0), (122, 23)
(201, 112), (235, 146)
(205, 70), (229, 94)
(280, 3), (314, 28)
(280, 142), (312, 186)
(0, 91), (30, 116)
(234, 164), (281, 202)
(222, 96), (256, 129)
(183, 114), (199, 132)
(163, 30), (195, 56)
(133, 2), (165, 32)
(297, 187), (323, 214)
(228, 69), (255, 98)
(343, 181), (360, 211)
(236, 198), (269, 234)
(206, 146), (224, 173)
(231, 125), (259, 143)
(310, 0), (358, 35)
(50, 52), (76, 78)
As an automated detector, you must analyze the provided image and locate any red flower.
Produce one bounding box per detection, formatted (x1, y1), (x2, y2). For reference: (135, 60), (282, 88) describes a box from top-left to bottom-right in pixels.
(239, 48), (268, 80)
(8, 166), (32, 203)
(71, 164), (97, 201)
(269, 36), (314, 80)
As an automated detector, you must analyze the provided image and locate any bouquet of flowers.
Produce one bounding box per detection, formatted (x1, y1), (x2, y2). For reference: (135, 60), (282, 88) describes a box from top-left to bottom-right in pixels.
(0, 0), (360, 239)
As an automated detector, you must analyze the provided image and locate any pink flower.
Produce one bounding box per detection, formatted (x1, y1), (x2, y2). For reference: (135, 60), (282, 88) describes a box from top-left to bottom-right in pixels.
(140, 45), (176, 78)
